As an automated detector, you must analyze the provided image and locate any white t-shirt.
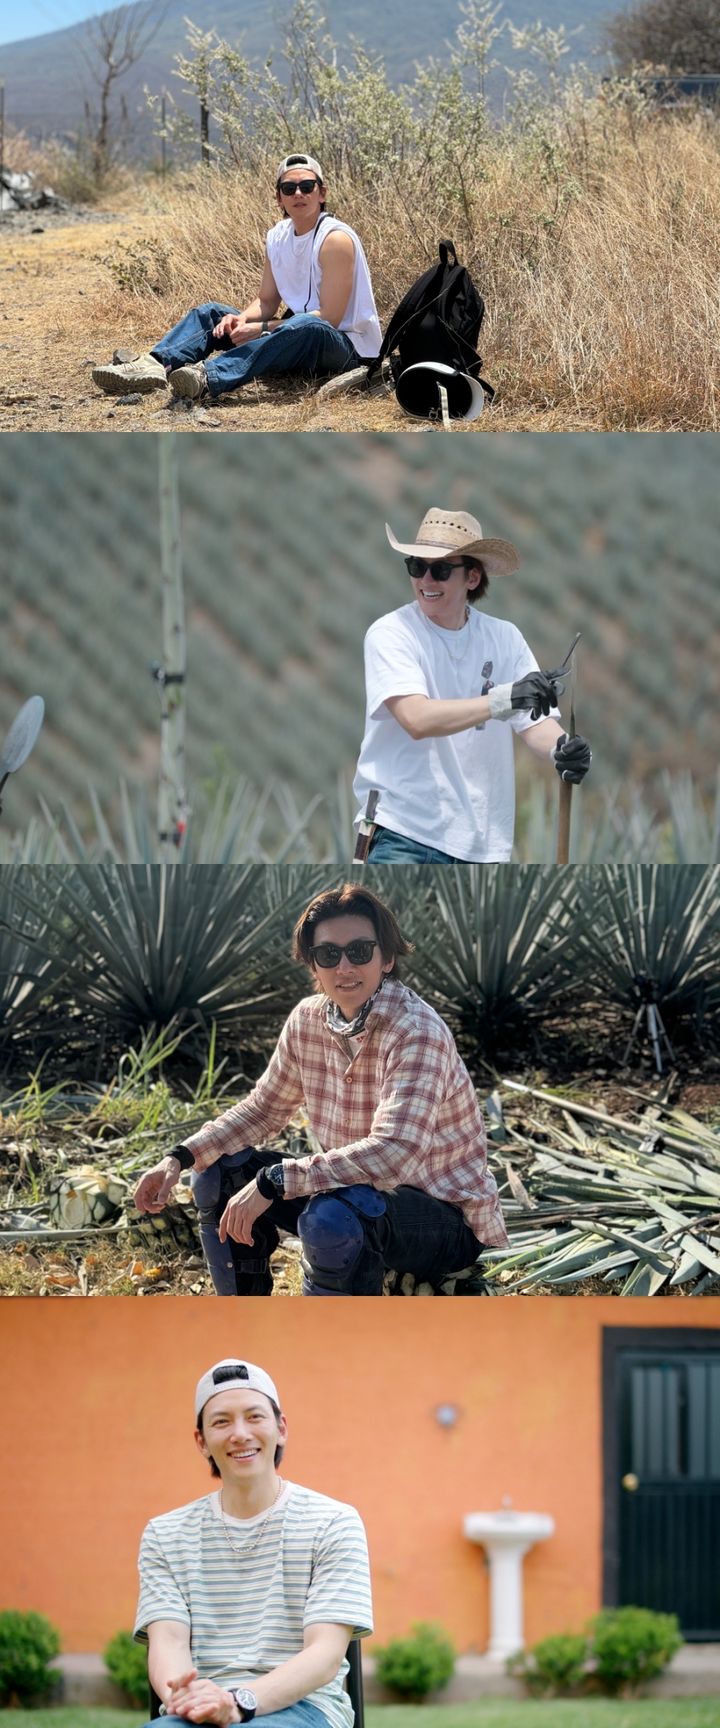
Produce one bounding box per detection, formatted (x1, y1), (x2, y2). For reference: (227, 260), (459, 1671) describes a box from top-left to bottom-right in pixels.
(354, 602), (557, 862)
(266, 216), (381, 357)
(135, 1481), (373, 1728)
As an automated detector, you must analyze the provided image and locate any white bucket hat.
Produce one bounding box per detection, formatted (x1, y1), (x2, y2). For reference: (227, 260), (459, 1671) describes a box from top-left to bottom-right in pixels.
(395, 361), (486, 423)
(195, 1359), (280, 1423)
(385, 507), (520, 576)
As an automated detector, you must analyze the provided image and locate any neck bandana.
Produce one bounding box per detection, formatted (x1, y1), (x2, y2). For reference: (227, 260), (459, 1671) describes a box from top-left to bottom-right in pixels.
(324, 974), (387, 1039)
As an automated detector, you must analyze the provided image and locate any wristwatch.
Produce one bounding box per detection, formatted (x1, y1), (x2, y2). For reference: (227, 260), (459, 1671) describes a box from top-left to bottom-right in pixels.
(229, 1686), (258, 1721)
(255, 1163), (285, 1200)
(260, 319), (271, 335)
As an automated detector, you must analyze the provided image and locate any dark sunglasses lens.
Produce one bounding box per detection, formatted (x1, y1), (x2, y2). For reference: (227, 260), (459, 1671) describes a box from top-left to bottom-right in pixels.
(404, 557), (456, 582)
(313, 941), (375, 967)
(280, 179), (316, 194)
(345, 941), (376, 964)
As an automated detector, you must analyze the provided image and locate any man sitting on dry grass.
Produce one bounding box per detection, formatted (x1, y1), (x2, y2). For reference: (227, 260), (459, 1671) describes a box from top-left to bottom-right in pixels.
(92, 154), (381, 404)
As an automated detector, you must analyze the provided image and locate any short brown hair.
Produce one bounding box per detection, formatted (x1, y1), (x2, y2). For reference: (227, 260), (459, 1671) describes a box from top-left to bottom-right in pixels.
(292, 883), (413, 977)
(464, 557), (489, 604)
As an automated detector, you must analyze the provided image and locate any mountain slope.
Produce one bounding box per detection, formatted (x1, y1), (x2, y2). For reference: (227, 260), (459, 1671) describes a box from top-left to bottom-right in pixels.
(2, 0), (613, 146)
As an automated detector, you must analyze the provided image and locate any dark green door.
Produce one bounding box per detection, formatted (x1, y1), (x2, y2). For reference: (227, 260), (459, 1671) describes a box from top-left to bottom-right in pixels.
(603, 1329), (720, 1638)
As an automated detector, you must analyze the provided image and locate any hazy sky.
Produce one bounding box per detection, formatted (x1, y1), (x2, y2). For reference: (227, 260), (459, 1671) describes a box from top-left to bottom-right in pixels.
(0, 0), (125, 47)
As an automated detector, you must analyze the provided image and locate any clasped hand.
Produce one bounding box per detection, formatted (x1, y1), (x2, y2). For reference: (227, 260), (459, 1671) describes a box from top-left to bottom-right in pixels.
(212, 314), (264, 347)
(165, 1669), (238, 1723)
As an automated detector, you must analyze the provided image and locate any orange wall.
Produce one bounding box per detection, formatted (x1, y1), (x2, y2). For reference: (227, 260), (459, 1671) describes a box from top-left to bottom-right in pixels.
(1, 1298), (719, 1653)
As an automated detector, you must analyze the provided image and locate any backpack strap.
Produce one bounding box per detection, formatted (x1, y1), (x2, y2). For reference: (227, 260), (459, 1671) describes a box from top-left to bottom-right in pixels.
(366, 240), (458, 382)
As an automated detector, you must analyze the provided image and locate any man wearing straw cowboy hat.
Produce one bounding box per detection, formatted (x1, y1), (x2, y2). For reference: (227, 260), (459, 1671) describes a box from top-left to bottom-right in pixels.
(354, 506), (592, 864)
(134, 1356), (372, 1725)
(92, 154), (381, 403)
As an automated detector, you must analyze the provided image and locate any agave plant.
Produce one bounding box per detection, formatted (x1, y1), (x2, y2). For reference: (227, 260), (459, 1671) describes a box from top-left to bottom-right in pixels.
(387, 864), (581, 1050)
(572, 866), (720, 1039)
(4, 864), (326, 1043)
(480, 1086), (720, 1296)
(0, 866), (78, 1045)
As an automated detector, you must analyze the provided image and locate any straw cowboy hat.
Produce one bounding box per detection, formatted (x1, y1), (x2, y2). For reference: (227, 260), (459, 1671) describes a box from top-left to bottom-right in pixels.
(385, 507), (520, 576)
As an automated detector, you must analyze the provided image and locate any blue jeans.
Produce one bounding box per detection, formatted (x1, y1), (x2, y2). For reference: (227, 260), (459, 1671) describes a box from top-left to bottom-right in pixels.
(141, 1703), (329, 1728)
(208, 1150), (481, 1296)
(151, 304), (360, 398)
(368, 826), (456, 864)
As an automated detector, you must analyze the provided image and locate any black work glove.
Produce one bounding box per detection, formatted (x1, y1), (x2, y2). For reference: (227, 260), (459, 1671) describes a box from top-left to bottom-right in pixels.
(552, 732), (592, 783)
(511, 670), (559, 719)
(487, 670), (559, 722)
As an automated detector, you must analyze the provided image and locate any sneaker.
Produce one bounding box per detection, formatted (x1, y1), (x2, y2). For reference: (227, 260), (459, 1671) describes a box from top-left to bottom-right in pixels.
(168, 361), (210, 402)
(92, 353), (168, 395)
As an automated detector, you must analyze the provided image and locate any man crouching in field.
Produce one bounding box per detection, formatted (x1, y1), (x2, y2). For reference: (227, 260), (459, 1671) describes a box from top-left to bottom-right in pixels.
(134, 883), (508, 1295)
(92, 154), (381, 403)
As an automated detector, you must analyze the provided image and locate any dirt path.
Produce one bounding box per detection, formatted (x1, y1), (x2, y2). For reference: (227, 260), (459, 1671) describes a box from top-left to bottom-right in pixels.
(0, 204), (595, 435)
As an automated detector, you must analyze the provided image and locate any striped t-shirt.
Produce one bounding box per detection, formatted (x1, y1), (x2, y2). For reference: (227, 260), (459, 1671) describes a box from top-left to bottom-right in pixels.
(134, 1482), (373, 1728)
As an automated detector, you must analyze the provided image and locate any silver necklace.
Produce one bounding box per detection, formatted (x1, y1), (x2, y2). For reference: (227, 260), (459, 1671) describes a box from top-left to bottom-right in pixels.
(218, 1477), (283, 1557)
(433, 603), (472, 662)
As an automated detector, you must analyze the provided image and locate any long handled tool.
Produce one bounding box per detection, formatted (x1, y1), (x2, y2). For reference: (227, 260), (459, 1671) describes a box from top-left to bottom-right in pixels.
(551, 634), (581, 866)
(0, 696), (45, 817)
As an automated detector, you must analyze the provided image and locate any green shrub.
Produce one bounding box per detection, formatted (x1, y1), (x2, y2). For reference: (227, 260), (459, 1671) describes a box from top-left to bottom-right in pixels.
(374, 1621), (455, 1699)
(508, 1630), (589, 1695)
(103, 1629), (148, 1707)
(0, 1609), (61, 1706)
(590, 1606), (682, 1694)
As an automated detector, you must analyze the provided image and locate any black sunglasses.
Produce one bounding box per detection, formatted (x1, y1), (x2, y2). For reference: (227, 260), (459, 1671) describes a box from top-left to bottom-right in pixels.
(404, 556), (468, 582)
(311, 939), (378, 967)
(278, 178), (318, 195)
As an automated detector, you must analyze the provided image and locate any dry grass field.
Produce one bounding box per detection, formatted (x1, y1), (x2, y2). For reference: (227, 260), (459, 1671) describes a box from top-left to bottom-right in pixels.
(2, 102), (719, 433)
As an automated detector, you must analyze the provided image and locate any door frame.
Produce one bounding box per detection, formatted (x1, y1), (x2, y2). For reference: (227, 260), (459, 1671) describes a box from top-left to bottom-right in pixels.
(602, 1325), (720, 1607)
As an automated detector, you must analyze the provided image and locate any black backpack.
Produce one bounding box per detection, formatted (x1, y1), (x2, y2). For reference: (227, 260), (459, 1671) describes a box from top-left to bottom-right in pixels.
(367, 238), (494, 400)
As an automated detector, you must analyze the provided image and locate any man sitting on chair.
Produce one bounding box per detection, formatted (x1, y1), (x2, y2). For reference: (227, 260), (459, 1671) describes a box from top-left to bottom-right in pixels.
(135, 1356), (372, 1725)
(92, 155), (380, 404)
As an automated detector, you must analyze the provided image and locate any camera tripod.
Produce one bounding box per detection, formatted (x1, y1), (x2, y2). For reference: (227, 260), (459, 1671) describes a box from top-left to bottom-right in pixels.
(622, 973), (675, 1076)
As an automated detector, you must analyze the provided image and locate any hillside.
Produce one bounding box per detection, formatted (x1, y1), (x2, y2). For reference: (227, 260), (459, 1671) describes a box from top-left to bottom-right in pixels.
(0, 431), (716, 847)
(1, 0), (613, 147)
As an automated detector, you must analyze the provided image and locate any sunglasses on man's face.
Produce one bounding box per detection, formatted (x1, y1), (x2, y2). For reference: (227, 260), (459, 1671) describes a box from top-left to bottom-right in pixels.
(278, 178), (318, 196)
(311, 939), (378, 968)
(404, 557), (468, 583)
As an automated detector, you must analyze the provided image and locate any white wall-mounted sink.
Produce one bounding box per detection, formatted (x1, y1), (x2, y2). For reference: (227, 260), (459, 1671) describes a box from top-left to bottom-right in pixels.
(464, 1502), (555, 1658)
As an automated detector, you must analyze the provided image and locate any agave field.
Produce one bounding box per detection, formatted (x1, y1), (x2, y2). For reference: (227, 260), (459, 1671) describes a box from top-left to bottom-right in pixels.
(0, 864), (717, 1297)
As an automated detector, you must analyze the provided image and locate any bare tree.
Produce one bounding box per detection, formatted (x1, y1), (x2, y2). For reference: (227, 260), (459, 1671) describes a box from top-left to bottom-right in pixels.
(605, 0), (720, 74)
(79, 2), (166, 182)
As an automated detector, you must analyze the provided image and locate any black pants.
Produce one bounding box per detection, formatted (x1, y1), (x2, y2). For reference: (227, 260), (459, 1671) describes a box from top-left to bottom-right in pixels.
(217, 1150), (482, 1296)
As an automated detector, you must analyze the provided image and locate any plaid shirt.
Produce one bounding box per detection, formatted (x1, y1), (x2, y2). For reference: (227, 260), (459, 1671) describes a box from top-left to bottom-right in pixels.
(185, 977), (508, 1247)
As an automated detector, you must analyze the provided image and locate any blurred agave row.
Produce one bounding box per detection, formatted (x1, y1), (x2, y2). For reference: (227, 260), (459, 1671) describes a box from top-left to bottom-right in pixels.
(0, 862), (717, 1063)
(0, 768), (718, 866)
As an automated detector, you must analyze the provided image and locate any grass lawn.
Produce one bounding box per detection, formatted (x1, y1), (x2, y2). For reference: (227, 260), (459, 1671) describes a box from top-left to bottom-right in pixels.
(2, 1707), (720, 1727)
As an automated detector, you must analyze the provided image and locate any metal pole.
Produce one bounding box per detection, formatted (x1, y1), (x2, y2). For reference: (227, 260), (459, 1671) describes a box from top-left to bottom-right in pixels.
(161, 91), (166, 180)
(157, 436), (188, 860)
(0, 83), (5, 192)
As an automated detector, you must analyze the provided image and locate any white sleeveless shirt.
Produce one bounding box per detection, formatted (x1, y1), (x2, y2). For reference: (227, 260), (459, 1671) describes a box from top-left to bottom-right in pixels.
(265, 214), (381, 358)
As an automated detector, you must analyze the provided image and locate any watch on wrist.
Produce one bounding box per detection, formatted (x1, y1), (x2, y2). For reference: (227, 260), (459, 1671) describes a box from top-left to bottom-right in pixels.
(255, 1163), (285, 1201)
(168, 1143), (194, 1171)
(260, 319), (270, 335)
(229, 1686), (258, 1721)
